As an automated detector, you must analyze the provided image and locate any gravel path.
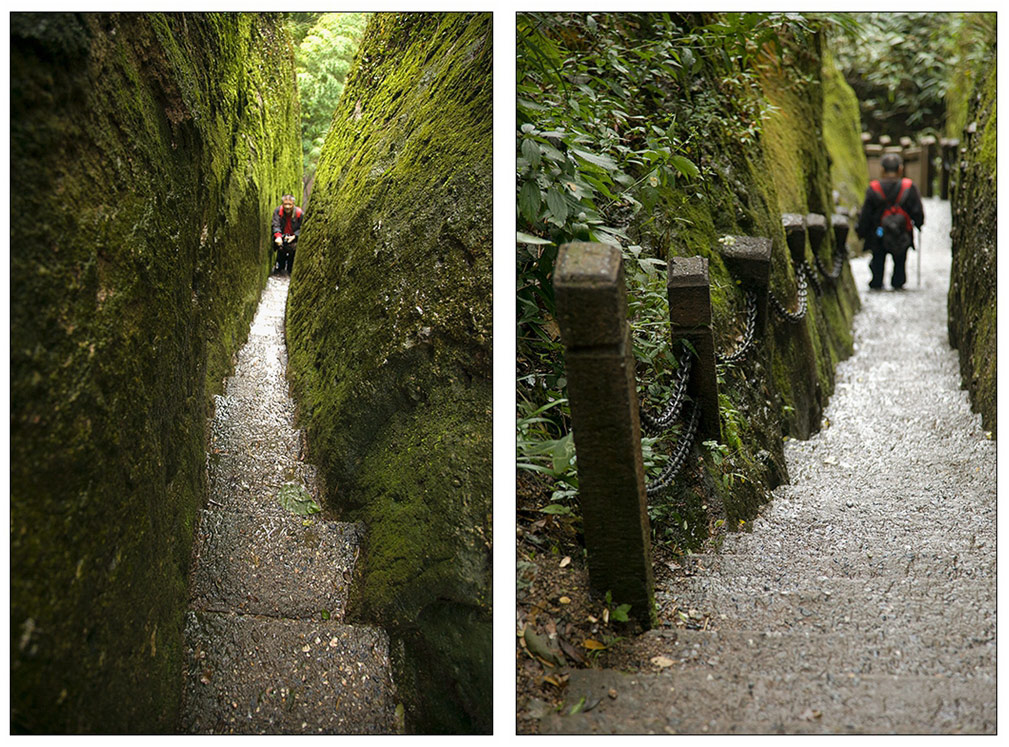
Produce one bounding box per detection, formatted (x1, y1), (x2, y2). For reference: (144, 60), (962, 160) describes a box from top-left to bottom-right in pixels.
(542, 198), (996, 734)
(180, 275), (397, 734)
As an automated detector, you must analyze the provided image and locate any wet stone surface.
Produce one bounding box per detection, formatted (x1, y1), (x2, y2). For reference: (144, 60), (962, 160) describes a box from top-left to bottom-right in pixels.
(182, 276), (396, 734)
(542, 199), (995, 734)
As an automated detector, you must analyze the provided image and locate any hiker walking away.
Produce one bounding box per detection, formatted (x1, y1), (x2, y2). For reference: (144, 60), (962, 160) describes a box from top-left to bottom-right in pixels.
(856, 153), (924, 291)
(272, 194), (303, 275)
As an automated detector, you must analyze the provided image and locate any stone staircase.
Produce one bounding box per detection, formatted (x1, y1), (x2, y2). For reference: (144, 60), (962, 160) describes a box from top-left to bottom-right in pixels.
(180, 276), (397, 734)
(541, 201), (995, 734)
(541, 538), (994, 734)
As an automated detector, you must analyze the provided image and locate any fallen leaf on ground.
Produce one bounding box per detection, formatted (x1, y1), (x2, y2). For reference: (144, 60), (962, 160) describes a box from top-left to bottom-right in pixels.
(799, 707), (823, 721)
(582, 639), (607, 651)
(651, 655), (675, 669)
(560, 556), (571, 568)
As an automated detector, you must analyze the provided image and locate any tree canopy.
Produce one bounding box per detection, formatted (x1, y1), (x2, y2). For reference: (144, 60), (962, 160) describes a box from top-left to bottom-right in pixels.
(829, 12), (995, 139)
(291, 12), (368, 191)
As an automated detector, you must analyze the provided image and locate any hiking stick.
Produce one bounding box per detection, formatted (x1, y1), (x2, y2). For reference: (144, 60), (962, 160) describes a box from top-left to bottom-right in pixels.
(916, 226), (922, 287)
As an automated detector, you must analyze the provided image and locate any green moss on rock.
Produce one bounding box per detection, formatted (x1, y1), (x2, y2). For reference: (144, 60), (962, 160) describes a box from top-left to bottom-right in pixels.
(948, 47), (996, 436)
(630, 23), (861, 549)
(10, 12), (301, 733)
(285, 12), (492, 734)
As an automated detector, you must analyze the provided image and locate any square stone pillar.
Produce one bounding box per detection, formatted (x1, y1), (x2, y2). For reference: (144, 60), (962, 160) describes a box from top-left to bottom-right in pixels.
(717, 236), (771, 336)
(667, 256), (720, 442)
(554, 242), (655, 628)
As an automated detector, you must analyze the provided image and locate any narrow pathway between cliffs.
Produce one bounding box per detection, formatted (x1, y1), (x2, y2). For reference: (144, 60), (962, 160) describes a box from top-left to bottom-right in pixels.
(541, 197), (996, 734)
(179, 275), (398, 734)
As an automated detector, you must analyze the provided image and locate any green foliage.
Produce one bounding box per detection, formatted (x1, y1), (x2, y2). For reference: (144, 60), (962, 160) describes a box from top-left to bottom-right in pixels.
(829, 12), (995, 138)
(292, 13), (368, 187)
(516, 12), (813, 501)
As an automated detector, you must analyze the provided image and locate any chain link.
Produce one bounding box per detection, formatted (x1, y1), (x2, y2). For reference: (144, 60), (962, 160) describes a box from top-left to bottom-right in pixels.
(769, 264), (808, 322)
(645, 399), (701, 496)
(639, 346), (692, 436)
(813, 243), (847, 281)
(800, 259), (822, 296)
(717, 289), (758, 365)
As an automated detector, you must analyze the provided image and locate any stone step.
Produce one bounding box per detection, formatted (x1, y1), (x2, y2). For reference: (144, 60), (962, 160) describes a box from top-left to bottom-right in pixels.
(541, 666), (995, 734)
(208, 393), (294, 440)
(208, 451), (321, 514)
(672, 549), (995, 582)
(712, 520), (993, 559)
(181, 611), (395, 734)
(190, 509), (361, 620)
(633, 628), (994, 679)
(661, 576), (994, 636)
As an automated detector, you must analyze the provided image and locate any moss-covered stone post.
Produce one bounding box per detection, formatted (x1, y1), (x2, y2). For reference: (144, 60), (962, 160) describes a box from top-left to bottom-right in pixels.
(717, 236), (772, 336)
(667, 256), (721, 442)
(554, 242), (655, 628)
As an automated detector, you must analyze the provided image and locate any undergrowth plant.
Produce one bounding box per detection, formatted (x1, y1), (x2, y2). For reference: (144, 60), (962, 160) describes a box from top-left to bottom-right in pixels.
(516, 12), (815, 522)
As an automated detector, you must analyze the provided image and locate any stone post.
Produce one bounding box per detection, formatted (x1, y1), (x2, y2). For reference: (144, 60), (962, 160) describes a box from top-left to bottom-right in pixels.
(782, 213), (806, 265)
(553, 242), (655, 628)
(920, 135), (937, 197)
(805, 213), (827, 254)
(902, 145), (923, 189)
(667, 256), (721, 442)
(717, 236), (772, 336)
(940, 138), (958, 199)
(832, 214), (850, 258)
(865, 143), (883, 181)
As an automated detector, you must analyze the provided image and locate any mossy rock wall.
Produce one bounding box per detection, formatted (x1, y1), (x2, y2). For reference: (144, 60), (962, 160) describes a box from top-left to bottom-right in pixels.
(948, 56), (996, 436)
(822, 49), (870, 218)
(10, 12), (301, 732)
(285, 12), (492, 734)
(638, 26), (861, 538)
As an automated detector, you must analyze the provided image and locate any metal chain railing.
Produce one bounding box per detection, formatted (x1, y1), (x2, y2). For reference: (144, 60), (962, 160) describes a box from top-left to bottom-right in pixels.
(717, 289), (758, 365)
(645, 399), (701, 496)
(800, 260), (822, 297)
(813, 244), (847, 281)
(639, 346), (692, 436)
(769, 264), (808, 322)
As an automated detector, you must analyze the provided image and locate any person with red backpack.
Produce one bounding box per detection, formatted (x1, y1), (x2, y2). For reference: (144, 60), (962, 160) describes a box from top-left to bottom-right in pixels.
(856, 153), (924, 291)
(271, 194), (304, 275)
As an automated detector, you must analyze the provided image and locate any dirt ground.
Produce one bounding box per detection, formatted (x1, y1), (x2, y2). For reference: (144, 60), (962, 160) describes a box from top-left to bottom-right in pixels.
(515, 471), (716, 734)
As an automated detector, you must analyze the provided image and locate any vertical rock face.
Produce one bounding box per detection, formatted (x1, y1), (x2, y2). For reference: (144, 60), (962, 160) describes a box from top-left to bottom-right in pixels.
(10, 12), (301, 732)
(948, 61), (996, 437)
(286, 12), (492, 734)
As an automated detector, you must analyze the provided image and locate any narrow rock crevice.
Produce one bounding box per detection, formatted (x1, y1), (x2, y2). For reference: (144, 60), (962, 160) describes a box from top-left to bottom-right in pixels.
(180, 276), (397, 734)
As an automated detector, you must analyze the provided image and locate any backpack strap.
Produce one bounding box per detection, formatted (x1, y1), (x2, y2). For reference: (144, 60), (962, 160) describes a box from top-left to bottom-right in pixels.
(295, 207), (302, 220)
(870, 179), (885, 200)
(895, 178), (912, 206)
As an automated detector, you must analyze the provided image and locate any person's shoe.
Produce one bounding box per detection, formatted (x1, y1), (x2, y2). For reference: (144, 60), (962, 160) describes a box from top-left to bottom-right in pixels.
(892, 284), (904, 291)
(869, 284), (883, 291)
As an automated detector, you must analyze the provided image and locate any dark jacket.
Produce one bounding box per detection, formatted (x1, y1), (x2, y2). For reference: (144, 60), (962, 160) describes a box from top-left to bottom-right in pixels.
(272, 205), (303, 242)
(856, 177), (924, 252)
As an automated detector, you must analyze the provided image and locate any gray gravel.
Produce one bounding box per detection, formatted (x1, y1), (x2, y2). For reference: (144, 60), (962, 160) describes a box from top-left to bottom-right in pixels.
(542, 199), (996, 734)
(181, 276), (397, 734)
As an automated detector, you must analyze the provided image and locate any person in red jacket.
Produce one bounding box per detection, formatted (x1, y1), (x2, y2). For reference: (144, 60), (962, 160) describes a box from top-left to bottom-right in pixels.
(271, 194), (303, 275)
(855, 153), (924, 291)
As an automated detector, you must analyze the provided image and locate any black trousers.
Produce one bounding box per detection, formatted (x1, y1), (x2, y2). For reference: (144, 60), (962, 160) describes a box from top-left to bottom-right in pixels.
(276, 243), (296, 273)
(870, 246), (908, 289)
